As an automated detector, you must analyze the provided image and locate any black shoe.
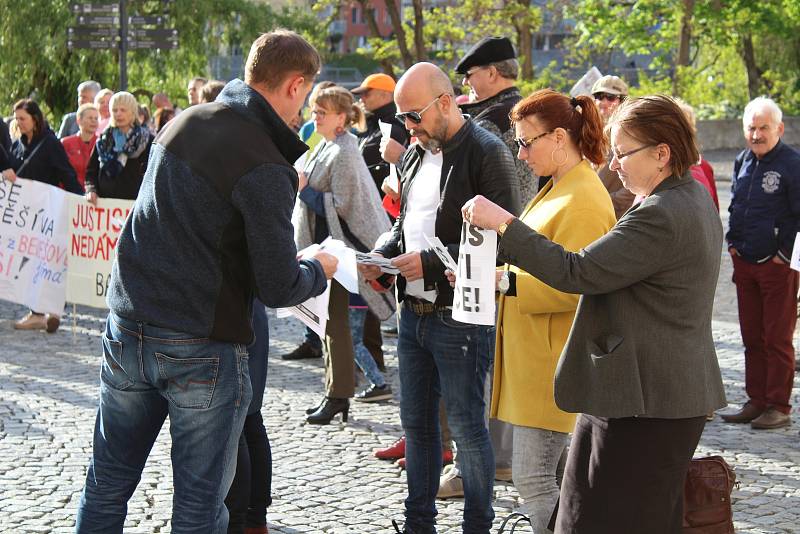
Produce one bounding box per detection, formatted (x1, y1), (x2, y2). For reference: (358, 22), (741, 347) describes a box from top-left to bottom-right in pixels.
(306, 397), (349, 424)
(392, 519), (416, 534)
(281, 341), (322, 360)
(354, 384), (393, 403)
(305, 397), (325, 415)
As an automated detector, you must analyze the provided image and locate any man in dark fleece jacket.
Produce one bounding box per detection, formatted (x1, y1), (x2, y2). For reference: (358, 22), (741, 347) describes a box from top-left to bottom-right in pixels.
(75, 31), (337, 534)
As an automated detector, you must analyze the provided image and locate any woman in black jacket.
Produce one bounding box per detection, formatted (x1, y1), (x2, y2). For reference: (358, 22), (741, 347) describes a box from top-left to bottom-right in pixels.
(2, 99), (83, 333)
(85, 91), (153, 203)
(1, 99), (83, 194)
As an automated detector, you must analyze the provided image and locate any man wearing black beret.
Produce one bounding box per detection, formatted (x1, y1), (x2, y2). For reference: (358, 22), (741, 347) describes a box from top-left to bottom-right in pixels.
(457, 37), (537, 205)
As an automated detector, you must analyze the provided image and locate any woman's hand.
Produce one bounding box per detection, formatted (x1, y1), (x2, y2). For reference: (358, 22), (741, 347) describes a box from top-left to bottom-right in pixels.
(297, 171), (308, 191)
(461, 195), (515, 232)
(1, 168), (17, 183)
(85, 192), (98, 206)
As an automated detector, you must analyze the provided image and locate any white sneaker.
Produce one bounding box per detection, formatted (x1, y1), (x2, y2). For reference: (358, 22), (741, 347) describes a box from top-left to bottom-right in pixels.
(437, 464), (464, 499)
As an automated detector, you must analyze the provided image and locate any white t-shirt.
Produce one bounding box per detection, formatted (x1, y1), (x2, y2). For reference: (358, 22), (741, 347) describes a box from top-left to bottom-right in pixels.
(403, 150), (443, 303)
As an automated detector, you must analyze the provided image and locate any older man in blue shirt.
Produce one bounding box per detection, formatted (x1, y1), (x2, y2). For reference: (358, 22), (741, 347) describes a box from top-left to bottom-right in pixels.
(721, 97), (800, 430)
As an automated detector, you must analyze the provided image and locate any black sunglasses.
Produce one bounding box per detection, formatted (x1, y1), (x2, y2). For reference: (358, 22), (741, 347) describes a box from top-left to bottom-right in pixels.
(395, 93), (445, 124)
(514, 129), (553, 149)
(593, 92), (621, 102)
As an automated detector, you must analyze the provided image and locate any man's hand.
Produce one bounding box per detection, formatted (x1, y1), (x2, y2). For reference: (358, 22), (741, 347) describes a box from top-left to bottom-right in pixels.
(381, 177), (400, 201)
(1, 168), (16, 183)
(772, 255), (787, 265)
(85, 192), (98, 206)
(462, 195), (515, 232)
(311, 251), (338, 280)
(445, 269), (456, 288)
(728, 247), (738, 256)
(380, 137), (406, 164)
(357, 252), (384, 281)
(392, 251), (423, 281)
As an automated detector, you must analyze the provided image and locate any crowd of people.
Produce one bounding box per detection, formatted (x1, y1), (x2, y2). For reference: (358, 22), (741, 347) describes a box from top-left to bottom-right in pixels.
(2, 27), (797, 534)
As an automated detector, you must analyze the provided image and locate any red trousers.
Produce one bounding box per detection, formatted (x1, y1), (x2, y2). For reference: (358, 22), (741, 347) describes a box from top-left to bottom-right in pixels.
(732, 255), (798, 414)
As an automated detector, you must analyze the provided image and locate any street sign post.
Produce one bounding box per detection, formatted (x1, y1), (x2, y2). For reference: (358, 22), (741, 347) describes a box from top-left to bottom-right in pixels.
(68, 0), (178, 90)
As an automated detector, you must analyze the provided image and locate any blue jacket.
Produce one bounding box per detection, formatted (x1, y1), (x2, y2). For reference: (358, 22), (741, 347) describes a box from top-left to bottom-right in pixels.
(727, 140), (800, 263)
(107, 79), (328, 343)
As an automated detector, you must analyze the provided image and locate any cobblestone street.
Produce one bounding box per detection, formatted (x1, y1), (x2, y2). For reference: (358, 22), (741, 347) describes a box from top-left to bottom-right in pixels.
(1, 163), (799, 533)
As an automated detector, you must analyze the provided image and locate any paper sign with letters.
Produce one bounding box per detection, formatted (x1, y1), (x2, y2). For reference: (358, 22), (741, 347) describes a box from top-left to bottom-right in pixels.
(570, 66), (602, 97)
(0, 177), (75, 314)
(452, 222), (497, 325)
(66, 196), (134, 308)
(791, 233), (800, 272)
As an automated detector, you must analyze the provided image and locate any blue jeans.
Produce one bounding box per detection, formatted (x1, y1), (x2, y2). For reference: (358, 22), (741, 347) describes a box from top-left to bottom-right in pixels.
(398, 304), (494, 533)
(349, 307), (386, 387)
(75, 312), (252, 534)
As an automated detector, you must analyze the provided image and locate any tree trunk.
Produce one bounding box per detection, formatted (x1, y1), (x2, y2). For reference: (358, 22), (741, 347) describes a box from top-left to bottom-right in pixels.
(513, 0), (535, 79)
(740, 33), (762, 100)
(673, 0), (695, 95)
(411, 0), (427, 62)
(384, 0), (414, 69)
(359, 0), (396, 77)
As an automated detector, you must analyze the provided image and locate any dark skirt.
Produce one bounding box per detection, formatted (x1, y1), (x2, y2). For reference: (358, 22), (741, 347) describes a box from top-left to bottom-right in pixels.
(555, 413), (706, 534)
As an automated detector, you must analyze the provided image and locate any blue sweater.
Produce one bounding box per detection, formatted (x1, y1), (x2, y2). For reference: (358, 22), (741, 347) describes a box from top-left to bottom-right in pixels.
(107, 79), (328, 343)
(727, 140), (800, 263)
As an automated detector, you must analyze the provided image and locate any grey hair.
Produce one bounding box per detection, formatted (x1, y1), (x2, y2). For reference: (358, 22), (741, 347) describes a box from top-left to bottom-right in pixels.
(490, 58), (519, 80)
(77, 80), (101, 95)
(743, 96), (783, 125)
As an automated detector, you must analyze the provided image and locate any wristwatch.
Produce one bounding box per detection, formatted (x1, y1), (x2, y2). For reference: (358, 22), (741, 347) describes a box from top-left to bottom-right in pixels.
(498, 271), (510, 294)
(497, 217), (515, 236)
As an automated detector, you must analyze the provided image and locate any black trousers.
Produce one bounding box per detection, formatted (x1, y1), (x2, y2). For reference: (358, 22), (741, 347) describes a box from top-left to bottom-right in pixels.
(555, 413), (706, 534)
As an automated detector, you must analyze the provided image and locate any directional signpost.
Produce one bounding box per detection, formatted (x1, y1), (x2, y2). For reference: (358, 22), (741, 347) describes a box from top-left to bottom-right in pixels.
(67, 1), (178, 90)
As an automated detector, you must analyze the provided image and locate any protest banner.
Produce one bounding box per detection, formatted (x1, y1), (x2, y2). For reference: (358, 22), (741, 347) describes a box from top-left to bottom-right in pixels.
(570, 66), (603, 97)
(0, 178), (75, 314)
(66, 196), (134, 308)
(453, 222), (497, 325)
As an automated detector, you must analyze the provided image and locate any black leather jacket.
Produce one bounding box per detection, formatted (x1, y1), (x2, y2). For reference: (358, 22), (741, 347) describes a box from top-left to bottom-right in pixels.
(375, 118), (521, 306)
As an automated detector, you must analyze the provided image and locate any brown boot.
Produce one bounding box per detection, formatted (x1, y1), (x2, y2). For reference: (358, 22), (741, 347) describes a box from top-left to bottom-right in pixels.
(751, 408), (791, 430)
(719, 402), (764, 424)
(45, 314), (60, 333)
(14, 312), (47, 330)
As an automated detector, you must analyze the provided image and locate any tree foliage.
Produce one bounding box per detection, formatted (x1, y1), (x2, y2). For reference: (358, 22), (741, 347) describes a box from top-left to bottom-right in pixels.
(0, 0), (324, 124)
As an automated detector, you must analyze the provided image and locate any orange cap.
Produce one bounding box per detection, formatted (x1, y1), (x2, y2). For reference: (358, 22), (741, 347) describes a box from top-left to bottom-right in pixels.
(351, 73), (396, 94)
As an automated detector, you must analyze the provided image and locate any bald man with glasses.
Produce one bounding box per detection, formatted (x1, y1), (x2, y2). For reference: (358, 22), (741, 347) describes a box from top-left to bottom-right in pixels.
(360, 62), (520, 534)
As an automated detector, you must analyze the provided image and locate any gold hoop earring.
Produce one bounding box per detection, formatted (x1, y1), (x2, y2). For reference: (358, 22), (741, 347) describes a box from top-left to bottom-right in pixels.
(551, 147), (568, 166)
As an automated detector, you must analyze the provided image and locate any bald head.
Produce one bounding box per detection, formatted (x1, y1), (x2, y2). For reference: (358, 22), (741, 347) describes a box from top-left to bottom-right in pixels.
(397, 62), (453, 100)
(395, 62), (464, 151)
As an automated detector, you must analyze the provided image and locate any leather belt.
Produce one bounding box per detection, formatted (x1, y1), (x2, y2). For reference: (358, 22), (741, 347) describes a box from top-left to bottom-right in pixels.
(404, 296), (447, 315)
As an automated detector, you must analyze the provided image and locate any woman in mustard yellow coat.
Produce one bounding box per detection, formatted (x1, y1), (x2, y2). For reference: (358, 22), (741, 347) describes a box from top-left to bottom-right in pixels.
(491, 90), (616, 532)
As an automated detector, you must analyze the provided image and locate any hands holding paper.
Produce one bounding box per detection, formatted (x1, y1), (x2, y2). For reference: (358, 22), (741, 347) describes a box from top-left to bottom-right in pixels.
(380, 136), (406, 165)
(461, 195), (515, 232)
(1, 168), (16, 183)
(298, 246), (338, 280)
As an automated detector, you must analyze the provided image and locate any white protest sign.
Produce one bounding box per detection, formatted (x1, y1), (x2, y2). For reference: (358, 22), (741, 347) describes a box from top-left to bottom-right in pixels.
(66, 196), (134, 308)
(424, 234), (457, 273)
(276, 281), (331, 338)
(790, 233), (800, 272)
(378, 120), (399, 193)
(452, 222), (497, 325)
(570, 66), (603, 97)
(0, 178), (75, 314)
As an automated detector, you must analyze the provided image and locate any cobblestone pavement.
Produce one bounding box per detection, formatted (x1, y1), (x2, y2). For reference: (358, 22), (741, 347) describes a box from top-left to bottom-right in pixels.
(2, 161), (799, 533)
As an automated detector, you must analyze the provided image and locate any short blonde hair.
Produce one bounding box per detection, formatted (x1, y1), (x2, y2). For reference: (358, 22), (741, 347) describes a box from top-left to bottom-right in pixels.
(94, 88), (113, 106)
(108, 91), (140, 127)
(76, 102), (98, 120)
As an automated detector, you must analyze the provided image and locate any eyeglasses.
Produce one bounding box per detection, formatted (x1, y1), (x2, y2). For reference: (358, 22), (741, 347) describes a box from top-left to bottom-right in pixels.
(463, 67), (486, 83)
(311, 108), (327, 118)
(593, 92), (621, 102)
(612, 144), (651, 160)
(514, 130), (553, 149)
(395, 94), (445, 124)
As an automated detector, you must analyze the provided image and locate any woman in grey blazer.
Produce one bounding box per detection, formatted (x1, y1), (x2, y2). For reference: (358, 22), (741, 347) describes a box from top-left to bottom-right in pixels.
(460, 95), (727, 534)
